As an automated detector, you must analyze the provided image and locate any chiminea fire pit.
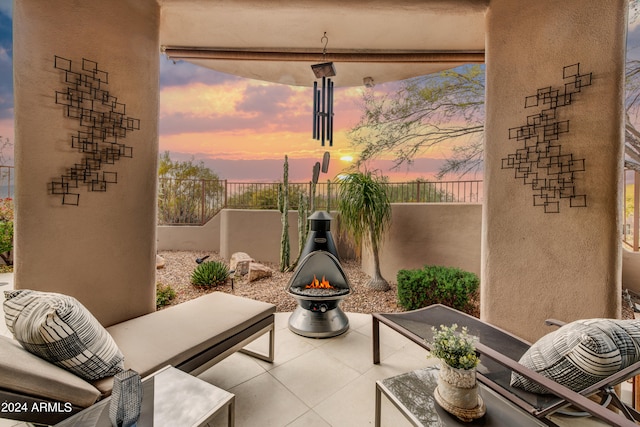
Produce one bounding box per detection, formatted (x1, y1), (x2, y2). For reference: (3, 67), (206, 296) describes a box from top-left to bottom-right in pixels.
(286, 211), (351, 338)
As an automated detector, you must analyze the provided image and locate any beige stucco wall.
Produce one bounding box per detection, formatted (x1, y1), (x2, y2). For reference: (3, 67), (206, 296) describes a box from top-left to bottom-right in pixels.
(158, 209), (358, 264)
(483, 0), (626, 342)
(160, 206), (640, 304)
(158, 205), (480, 280)
(13, 0), (160, 326)
(157, 215), (222, 252)
(157, 208), (640, 298)
(219, 209), (301, 264)
(362, 203), (481, 282)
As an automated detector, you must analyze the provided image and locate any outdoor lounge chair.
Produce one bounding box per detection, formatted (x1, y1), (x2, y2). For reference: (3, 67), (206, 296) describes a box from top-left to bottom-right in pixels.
(0, 291), (275, 425)
(372, 304), (640, 427)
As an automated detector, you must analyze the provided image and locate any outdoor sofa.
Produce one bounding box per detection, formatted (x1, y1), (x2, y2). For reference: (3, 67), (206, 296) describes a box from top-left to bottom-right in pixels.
(0, 290), (275, 425)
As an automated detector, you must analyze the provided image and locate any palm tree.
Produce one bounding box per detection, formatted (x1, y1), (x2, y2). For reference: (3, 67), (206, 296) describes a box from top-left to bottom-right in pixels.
(337, 170), (392, 291)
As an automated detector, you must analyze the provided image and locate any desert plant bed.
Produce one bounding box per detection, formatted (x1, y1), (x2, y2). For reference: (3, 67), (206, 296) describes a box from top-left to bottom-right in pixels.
(156, 250), (404, 314)
(156, 251), (635, 320)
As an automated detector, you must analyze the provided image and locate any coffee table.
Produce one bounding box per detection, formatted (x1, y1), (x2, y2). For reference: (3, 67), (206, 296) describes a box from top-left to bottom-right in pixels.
(376, 367), (547, 426)
(55, 366), (235, 427)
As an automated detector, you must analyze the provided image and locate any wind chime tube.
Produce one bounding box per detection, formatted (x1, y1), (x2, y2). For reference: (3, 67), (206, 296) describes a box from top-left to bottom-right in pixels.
(316, 89), (321, 140)
(312, 81), (318, 139)
(321, 76), (326, 146)
(328, 79), (334, 146)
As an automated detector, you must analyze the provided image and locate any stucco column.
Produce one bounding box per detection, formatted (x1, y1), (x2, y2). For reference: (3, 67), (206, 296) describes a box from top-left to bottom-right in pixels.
(13, 0), (160, 326)
(483, 0), (627, 342)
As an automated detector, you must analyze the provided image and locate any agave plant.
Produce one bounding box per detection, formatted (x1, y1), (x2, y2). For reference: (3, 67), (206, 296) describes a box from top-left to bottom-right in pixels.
(191, 261), (230, 287)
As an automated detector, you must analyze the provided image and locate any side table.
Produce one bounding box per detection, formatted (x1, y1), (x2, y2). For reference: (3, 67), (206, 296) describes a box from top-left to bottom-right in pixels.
(375, 367), (546, 426)
(55, 366), (235, 427)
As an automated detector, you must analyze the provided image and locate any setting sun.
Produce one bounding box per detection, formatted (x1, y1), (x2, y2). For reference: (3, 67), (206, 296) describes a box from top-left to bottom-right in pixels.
(340, 155), (354, 162)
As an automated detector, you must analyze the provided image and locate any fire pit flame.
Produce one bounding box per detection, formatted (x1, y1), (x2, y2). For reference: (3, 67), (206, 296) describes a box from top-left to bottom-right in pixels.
(305, 274), (334, 289)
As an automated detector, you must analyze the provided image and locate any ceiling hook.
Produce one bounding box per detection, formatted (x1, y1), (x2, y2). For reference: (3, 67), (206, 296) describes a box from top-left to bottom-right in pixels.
(321, 32), (329, 57)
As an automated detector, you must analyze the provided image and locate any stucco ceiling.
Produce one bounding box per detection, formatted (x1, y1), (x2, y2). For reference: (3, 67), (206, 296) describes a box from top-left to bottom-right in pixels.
(158, 0), (488, 87)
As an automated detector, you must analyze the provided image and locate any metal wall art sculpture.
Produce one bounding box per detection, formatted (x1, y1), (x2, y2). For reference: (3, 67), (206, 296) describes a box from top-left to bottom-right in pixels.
(501, 63), (592, 213)
(51, 56), (140, 206)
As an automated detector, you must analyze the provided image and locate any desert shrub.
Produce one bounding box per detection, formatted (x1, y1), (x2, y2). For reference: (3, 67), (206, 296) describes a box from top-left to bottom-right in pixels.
(397, 265), (479, 312)
(156, 283), (176, 308)
(0, 198), (13, 266)
(191, 261), (229, 287)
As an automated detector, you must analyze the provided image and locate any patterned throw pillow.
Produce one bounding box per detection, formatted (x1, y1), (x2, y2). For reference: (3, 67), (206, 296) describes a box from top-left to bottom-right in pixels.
(510, 319), (640, 394)
(3, 289), (124, 381)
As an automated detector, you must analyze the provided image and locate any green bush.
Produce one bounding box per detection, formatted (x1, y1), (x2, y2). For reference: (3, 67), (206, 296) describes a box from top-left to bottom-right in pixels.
(156, 283), (176, 308)
(0, 198), (13, 266)
(397, 265), (479, 312)
(191, 261), (230, 287)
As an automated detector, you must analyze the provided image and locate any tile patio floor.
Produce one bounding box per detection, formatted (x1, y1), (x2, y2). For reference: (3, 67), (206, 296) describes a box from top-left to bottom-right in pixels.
(0, 273), (428, 427)
(0, 274), (630, 426)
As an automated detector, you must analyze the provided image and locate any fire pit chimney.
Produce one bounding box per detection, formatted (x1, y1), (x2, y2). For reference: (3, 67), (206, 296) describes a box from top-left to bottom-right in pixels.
(299, 211), (339, 261)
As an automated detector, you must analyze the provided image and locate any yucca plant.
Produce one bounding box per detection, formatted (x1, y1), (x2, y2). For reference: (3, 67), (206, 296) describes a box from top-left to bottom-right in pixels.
(191, 261), (230, 287)
(337, 170), (392, 291)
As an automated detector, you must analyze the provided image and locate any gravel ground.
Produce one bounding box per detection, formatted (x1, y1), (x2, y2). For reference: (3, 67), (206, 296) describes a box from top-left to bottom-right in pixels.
(156, 250), (404, 314)
(156, 250), (630, 320)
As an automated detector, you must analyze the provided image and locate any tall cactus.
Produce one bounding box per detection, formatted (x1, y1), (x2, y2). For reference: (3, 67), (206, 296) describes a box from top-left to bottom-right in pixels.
(279, 155), (290, 272)
(295, 192), (309, 265)
(310, 180), (317, 213)
(310, 162), (320, 213)
(326, 179), (332, 213)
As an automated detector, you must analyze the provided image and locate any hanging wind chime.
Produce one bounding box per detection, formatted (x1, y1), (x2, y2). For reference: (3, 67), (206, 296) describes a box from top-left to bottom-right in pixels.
(311, 32), (335, 147)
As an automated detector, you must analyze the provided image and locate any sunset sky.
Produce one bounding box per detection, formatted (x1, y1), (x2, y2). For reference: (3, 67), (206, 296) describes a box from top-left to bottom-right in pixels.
(1, 3), (639, 182)
(157, 61), (417, 181)
(157, 59), (459, 182)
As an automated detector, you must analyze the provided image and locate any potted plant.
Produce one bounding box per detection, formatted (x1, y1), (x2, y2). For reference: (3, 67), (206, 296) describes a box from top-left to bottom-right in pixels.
(430, 324), (486, 422)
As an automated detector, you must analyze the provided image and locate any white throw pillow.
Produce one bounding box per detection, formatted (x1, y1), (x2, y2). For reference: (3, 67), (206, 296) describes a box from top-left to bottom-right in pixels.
(3, 289), (125, 381)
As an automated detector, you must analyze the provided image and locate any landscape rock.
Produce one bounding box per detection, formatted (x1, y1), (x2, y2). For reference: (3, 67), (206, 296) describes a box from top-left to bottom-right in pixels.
(248, 262), (274, 282)
(156, 255), (165, 269)
(231, 252), (254, 275)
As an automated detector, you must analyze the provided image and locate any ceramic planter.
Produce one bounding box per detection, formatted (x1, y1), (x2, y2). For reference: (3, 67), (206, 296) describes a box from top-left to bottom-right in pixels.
(434, 362), (486, 422)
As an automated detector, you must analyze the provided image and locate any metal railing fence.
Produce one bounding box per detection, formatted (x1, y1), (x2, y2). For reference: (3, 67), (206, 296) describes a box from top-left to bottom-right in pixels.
(157, 177), (226, 225)
(0, 166), (13, 199)
(624, 170), (639, 251)
(158, 178), (483, 225)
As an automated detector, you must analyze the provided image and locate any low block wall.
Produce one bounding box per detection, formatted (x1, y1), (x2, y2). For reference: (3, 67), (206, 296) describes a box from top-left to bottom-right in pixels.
(160, 207), (640, 300)
(219, 209), (300, 264)
(362, 204), (482, 282)
(157, 205), (483, 280)
(157, 215), (222, 252)
(157, 209), (356, 264)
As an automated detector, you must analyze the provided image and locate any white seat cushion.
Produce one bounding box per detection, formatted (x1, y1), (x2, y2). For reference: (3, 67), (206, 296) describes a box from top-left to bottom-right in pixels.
(0, 335), (101, 408)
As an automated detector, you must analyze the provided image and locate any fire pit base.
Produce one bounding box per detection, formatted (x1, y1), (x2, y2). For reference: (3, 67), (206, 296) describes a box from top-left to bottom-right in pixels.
(288, 304), (349, 338)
